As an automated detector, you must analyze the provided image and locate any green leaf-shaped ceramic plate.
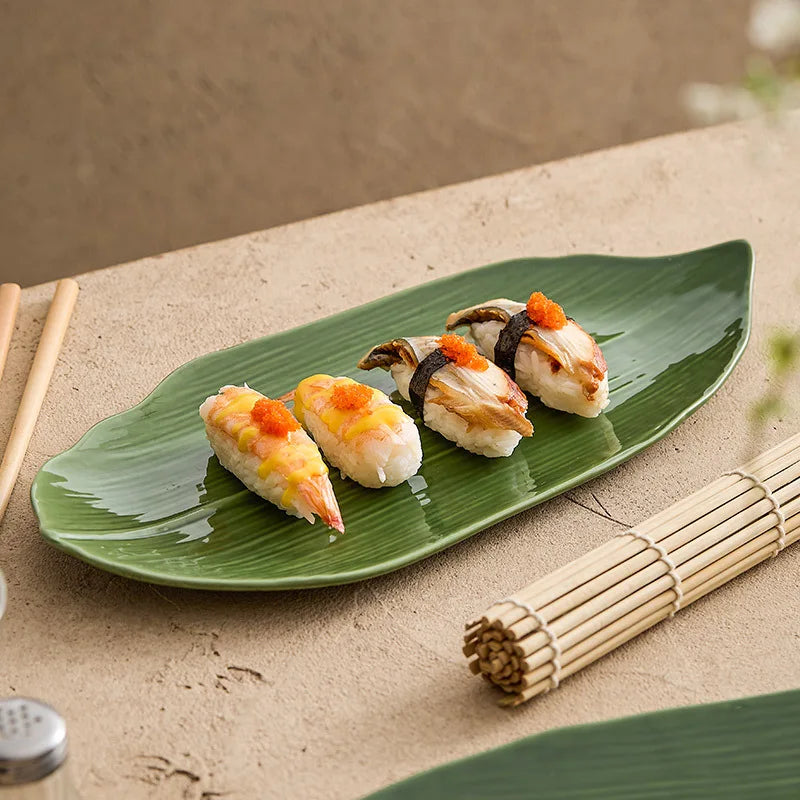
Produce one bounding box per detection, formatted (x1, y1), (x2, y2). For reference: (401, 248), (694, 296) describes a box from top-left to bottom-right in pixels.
(32, 240), (753, 589)
(363, 689), (800, 799)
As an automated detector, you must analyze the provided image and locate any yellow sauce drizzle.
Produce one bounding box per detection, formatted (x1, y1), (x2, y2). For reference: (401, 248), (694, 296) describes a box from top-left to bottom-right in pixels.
(237, 425), (260, 452)
(213, 391), (259, 425)
(291, 391), (307, 425)
(343, 405), (405, 441)
(257, 447), (286, 480)
(256, 441), (326, 486)
(294, 374), (333, 427)
(318, 406), (351, 435)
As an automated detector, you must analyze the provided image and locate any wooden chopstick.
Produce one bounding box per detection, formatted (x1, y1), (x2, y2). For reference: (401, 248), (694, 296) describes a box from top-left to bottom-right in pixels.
(0, 278), (79, 523)
(0, 284), (21, 385)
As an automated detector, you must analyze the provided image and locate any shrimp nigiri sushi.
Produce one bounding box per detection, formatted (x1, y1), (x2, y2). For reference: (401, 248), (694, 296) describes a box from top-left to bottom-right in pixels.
(292, 374), (422, 488)
(199, 385), (344, 532)
(358, 334), (533, 458)
(446, 292), (609, 418)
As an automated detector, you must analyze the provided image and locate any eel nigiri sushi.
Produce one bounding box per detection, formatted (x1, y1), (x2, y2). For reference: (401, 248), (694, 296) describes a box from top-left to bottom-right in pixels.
(446, 292), (609, 418)
(292, 374), (422, 488)
(358, 334), (533, 458)
(199, 385), (344, 532)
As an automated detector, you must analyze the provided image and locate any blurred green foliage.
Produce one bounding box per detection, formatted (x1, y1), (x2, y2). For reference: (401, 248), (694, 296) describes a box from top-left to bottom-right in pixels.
(751, 329), (800, 427)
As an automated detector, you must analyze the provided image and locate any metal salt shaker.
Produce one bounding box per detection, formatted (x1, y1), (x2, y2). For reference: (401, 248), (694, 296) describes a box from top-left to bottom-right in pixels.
(0, 698), (79, 799)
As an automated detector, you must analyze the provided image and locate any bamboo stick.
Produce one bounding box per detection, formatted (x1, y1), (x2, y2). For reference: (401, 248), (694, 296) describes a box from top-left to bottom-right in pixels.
(466, 433), (800, 705)
(0, 279), (79, 523)
(0, 284), (21, 386)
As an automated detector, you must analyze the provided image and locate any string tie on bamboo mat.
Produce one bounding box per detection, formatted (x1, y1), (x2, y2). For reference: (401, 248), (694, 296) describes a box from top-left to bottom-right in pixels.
(725, 469), (787, 554)
(615, 530), (684, 616)
(502, 597), (562, 689)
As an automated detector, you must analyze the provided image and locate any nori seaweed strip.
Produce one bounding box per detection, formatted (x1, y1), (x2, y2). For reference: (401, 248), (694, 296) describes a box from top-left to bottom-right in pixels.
(493, 311), (531, 380)
(409, 349), (450, 420)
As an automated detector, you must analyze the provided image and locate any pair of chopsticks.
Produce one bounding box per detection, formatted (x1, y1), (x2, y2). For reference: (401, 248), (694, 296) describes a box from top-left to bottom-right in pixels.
(0, 280), (79, 524)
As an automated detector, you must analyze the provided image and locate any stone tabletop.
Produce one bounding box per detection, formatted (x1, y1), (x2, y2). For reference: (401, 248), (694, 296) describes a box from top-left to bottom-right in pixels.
(2, 113), (800, 800)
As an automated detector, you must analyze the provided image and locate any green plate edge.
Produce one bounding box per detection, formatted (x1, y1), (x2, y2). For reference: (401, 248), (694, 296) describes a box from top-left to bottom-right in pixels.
(362, 689), (800, 799)
(30, 240), (754, 590)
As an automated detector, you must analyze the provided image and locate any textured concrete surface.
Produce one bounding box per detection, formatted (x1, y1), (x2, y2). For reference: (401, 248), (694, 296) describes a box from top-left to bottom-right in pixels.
(1, 0), (752, 286)
(2, 113), (800, 799)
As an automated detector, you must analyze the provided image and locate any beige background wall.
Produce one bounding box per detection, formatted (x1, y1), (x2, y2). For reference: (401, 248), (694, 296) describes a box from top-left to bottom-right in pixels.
(2, 1), (751, 286)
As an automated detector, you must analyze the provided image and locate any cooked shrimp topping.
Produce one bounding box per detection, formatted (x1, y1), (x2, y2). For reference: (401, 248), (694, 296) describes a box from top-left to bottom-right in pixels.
(438, 334), (489, 371)
(526, 292), (567, 329)
(251, 398), (301, 437)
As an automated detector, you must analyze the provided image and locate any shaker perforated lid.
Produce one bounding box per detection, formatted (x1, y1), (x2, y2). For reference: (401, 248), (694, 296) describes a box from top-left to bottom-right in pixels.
(0, 698), (67, 785)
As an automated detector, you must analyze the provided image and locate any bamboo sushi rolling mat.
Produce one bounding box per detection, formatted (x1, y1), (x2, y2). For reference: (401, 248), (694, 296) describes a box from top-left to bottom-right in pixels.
(466, 432), (800, 706)
(2, 113), (800, 799)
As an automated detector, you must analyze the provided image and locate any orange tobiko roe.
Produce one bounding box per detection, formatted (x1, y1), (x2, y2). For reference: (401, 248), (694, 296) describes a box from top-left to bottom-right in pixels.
(251, 397), (301, 437)
(526, 291), (567, 329)
(438, 334), (489, 371)
(331, 382), (374, 411)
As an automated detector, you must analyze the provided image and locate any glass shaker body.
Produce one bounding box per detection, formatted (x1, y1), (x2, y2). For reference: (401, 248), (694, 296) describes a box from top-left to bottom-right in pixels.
(0, 769), (80, 799)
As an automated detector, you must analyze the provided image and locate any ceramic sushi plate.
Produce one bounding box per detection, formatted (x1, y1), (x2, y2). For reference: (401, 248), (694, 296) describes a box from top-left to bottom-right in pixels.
(361, 689), (799, 799)
(31, 241), (753, 590)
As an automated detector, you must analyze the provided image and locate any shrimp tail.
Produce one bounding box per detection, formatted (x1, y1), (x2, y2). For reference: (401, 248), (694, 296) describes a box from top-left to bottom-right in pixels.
(297, 475), (345, 534)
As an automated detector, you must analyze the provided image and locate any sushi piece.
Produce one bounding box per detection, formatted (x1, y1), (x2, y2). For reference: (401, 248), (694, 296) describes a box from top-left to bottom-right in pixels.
(292, 374), (422, 488)
(358, 334), (533, 458)
(199, 385), (344, 532)
(446, 292), (609, 418)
